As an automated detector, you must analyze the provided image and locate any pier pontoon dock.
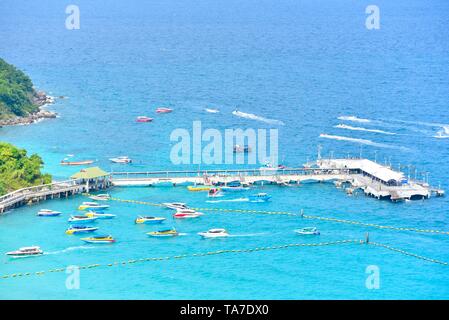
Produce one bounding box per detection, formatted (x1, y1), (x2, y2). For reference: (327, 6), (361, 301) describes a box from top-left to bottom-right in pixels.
(0, 159), (443, 214)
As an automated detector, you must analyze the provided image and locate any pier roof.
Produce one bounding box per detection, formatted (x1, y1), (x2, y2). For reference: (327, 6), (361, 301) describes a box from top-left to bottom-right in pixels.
(71, 167), (109, 180)
(318, 159), (404, 183)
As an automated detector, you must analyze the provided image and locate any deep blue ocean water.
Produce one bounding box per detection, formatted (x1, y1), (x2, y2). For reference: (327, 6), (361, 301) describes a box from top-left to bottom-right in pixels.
(0, 0), (449, 299)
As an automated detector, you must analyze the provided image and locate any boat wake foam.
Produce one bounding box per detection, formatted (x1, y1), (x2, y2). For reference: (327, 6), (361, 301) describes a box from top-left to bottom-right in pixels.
(319, 134), (409, 150)
(45, 245), (98, 255)
(206, 198), (249, 203)
(232, 110), (285, 125)
(337, 115), (371, 123)
(335, 124), (396, 135)
(229, 233), (267, 237)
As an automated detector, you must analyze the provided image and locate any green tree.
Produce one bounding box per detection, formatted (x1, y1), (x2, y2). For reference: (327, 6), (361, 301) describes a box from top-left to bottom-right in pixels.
(0, 142), (51, 195)
(0, 58), (37, 119)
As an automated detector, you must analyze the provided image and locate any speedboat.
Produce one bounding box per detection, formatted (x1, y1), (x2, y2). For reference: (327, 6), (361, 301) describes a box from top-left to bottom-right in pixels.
(6, 246), (43, 258)
(248, 193), (271, 202)
(109, 156), (132, 164)
(162, 202), (189, 210)
(60, 159), (94, 166)
(205, 108), (219, 113)
(66, 225), (99, 235)
(198, 228), (229, 238)
(187, 185), (212, 192)
(147, 228), (179, 237)
(81, 235), (116, 244)
(68, 215), (98, 223)
(37, 209), (62, 217)
(208, 188), (222, 197)
(221, 185), (250, 192)
(135, 216), (166, 224)
(173, 209), (203, 219)
(78, 202), (110, 211)
(233, 145), (251, 153)
(88, 194), (110, 201)
(136, 116), (153, 122)
(294, 227), (320, 235)
(85, 211), (116, 219)
(156, 107), (173, 113)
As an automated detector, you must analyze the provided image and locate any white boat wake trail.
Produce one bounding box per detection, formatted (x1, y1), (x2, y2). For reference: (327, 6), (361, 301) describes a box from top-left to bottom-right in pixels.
(45, 246), (99, 255)
(319, 134), (409, 151)
(206, 198), (249, 203)
(229, 233), (268, 237)
(335, 124), (396, 135)
(232, 110), (285, 125)
(337, 115), (371, 123)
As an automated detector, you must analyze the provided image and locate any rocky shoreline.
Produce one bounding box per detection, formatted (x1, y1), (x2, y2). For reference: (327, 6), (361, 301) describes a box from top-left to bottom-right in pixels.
(0, 91), (58, 127)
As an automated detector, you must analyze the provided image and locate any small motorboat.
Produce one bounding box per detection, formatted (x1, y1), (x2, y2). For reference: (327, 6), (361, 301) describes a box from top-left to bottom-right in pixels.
(205, 108), (219, 113)
(81, 235), (116, 244)
(248, 193), (271, 202)
(85, 211), (116, 219)
(88, 194), (110, 201)
(78, 202), (110, 211)
(221, 185), (250, 192)
(198, 228), (229, 238)
(68, 215), (98, 223)
(60, 159), (94, 166)
(294, 227), (320, 235)
(109, 156), (132, 164)
(162, 202), (189, 210)
(208, 188), (222, 197)
(136, 116), (153, 122)
(6, 246), (43, 258)
(66, 225), (99, 235)
(156, 107), (173, 113)
(37, 209), (62, 217)
(233, 145), (251, 153)
(187, 186), (212, 192)
(173, 209), (203, 219)
(147, 228), (179, 237)
(135, 216), (166, 224)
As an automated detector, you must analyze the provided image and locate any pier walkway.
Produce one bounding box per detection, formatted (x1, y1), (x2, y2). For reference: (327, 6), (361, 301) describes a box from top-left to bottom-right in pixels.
(110, 168), (350, 187)
(0, 158), (443, 214)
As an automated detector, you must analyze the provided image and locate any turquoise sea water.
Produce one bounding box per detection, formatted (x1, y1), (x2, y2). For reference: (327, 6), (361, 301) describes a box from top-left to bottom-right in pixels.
(1, 0), (449, 299)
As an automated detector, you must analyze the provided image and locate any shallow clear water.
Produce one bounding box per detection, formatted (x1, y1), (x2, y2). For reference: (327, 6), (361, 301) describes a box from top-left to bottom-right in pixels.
(0, 0), (449, 299)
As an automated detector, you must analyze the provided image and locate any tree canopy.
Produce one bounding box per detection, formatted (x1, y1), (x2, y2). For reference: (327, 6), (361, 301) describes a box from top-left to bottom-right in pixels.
(0, 142), (51, 195)
(0, 58), (37, 119)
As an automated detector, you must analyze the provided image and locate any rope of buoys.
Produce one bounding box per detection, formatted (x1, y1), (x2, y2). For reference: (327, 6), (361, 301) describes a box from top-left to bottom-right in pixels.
(301, 214), (449, 235)
(0, 239), (358, 280)
(88, 195), (449, 235)
(368, 242), (449, 266)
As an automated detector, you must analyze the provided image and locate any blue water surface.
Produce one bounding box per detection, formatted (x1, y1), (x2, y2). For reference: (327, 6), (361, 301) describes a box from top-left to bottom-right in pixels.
(0, 0), (449, 299)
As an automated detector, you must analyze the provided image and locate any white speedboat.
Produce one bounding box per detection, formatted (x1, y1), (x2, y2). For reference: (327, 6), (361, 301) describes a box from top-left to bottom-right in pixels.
(88, 194), (110, 201)
(135, 216), (166, 224)
(173, 209), (203, 219)
(68, 215), (98, 223)
(109, 156), (132, 164)
(37, 209), (62, 217)
(162, 202), (189, 210)
(294, 227), (320, 235)
(85, 211), (116, 219)
(6, 246), (43, 258)
(78, 202), (110, 211)
(198, 228), (229, 238)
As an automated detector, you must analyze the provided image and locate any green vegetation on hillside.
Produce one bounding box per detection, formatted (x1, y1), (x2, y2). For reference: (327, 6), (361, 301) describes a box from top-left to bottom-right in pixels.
(0, 58), (37, 119)
(0, 142), (51, 195)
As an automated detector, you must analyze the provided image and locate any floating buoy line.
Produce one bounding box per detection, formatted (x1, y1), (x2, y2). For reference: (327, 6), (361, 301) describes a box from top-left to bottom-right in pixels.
(105, 196), (449, 236)
(2, 238), (448, 280)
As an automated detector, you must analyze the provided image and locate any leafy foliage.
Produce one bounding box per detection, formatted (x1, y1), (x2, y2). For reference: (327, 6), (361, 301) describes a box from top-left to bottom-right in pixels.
(0, 58), (37, 118)
(0, 142), (51, 195)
